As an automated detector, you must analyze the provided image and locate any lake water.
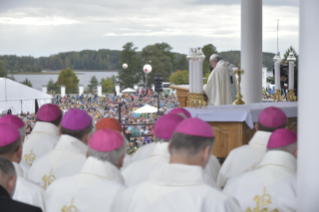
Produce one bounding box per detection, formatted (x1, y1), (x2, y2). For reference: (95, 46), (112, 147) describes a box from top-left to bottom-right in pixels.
(13, 71), (118, 91)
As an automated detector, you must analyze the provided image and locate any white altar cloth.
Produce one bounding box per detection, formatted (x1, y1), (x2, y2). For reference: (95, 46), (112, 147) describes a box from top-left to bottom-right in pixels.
(170, 102), (297, 129)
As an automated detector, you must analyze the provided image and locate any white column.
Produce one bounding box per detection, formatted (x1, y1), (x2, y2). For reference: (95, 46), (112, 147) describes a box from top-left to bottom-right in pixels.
(189, 60), (193, 93)
(61, 85), (65, 97)
(115, 84), (120, 96)
(42, 85), (47, 94)
(152, 84), (155, 91)
(97, 84), (102, 96)
(79, 85), (84, 95)
(262, 68), (267, 89)
(134, 84), (138, 91)
(241, 0), (262, 103)
(288, 62), (294, 89)
(298, 0), (319, 211)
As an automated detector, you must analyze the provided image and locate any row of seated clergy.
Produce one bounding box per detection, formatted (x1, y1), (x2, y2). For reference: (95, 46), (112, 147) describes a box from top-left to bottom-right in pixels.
(0, 103), (297, 212)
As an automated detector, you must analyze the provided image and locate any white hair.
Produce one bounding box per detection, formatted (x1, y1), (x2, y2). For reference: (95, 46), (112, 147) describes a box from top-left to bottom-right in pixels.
(0, 157), (16, 185)
(209, 54), (221, 62)
(18, 127), (26, 137)
(87, 142), (127, 166)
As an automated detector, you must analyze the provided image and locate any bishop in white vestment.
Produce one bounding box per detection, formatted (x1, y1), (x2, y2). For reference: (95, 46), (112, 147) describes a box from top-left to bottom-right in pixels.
(131, 108), (192, 164)
(28, 109), (92, 190)
(203, 54), (237, 105)
(45, 129), (126, 212)
(223, 129), (297, 212)
(0, 123), (46, 211)
(120, 118), (240, 212)
(21, 104), (62, 176)
(217, 107), (287, 187)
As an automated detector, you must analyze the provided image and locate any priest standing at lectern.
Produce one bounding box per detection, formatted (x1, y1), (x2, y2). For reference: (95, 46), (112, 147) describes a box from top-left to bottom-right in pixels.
(204, 54), (238, 105)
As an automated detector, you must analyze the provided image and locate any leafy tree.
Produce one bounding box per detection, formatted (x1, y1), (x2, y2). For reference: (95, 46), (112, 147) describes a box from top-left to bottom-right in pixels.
(169, 70), (189, 85)
(57, 68), (79, 92)
(88, 76), (98, 91)
(47, 78), (59, 93)
(175, 55), (188, 71)
(0, 61), (7, 78)
(101, 76), (115, 93)
(22, 78), (32, 87)
(202, 44), (218, 75)
(141, 43), (174, 86)
(117, 42), (142, 88)
(282, 46), (298, 66)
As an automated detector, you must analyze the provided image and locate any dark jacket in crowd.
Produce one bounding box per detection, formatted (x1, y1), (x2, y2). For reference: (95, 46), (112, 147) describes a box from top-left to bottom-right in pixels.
(0, 185), (42, 212)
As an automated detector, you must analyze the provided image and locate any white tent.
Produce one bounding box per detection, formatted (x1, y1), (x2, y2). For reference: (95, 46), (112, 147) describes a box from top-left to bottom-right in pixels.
(121, 88), (136, 93)
(134, 105), (158, 114)
(0, 78), (52, 114)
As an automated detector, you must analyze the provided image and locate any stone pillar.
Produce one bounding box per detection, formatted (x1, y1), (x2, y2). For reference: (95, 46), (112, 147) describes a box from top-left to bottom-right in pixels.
(298, 0), (319, 211)
(42, 85), (47, 94)
(115, 84), (120, 96)
(186, 47), (206, 108)
(241, 0), (262, 103)
(262, 67), (267, 89)
(61, 85), (65, 97)
(97, 84), (102, 97)
(79, 84), (84, 95)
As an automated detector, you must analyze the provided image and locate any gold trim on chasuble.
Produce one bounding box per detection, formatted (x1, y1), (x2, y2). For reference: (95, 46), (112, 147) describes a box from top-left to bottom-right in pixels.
(246, 188), (279, 212)
(62, 198), (78, 212)
(42, 169), (56, 189)
(24, 148), (36, 166)
(245, 164), (257, 172)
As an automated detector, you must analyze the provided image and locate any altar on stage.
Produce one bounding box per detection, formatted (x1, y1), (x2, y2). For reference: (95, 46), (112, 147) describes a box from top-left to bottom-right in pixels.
(170, 85), (297, 162)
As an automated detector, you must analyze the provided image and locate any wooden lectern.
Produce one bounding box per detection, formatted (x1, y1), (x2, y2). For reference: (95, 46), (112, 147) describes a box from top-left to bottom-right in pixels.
(170, 85), (298, 163)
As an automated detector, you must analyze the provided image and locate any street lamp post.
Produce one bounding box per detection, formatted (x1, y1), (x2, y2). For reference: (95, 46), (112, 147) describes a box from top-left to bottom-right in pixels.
(143, 64), (152, 88)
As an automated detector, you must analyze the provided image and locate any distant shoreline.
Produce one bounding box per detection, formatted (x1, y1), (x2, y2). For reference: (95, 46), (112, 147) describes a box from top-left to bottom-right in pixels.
(12, 70), (119, 75)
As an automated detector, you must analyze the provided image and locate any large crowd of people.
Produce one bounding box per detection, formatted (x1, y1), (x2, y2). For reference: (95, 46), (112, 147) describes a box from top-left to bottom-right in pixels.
(18, 90), (180, 153)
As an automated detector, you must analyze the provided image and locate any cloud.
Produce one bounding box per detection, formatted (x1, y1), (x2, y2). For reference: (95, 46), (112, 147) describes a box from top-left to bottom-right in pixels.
(0, 0), (299, 57)
(0, 17), (81, 25)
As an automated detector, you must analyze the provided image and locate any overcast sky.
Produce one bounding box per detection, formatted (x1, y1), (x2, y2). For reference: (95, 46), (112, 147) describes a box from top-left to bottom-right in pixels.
(0, 0), (299, 57)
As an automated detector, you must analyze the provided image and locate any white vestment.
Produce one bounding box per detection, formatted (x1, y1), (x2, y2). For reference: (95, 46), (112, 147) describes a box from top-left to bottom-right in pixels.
(28, 135), (87, 190)
(21, 122), (60, 177)
(120, 163), (241, 212)
(204, 60), (238, 105)
(45, 157), (126, 212)
(131, 142), (156, 162)
(122, 154), (133, 169)
(122, 142), (220, 189)
(12, 162), (46, 212)
(223, 151), (297, 212)
(217, 131), (272, 188)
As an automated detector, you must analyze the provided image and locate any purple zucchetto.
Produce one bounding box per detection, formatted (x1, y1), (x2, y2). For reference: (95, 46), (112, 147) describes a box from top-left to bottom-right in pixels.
(61, 109), (91, 131)
(0, 123), (20, 147)
(155, 114), (184, 140)
(168, 108), (191, 119)
(258, 107), (287, 128)
(89, 129), (124, 152)
(0, 114), (25, 136)
(0, 114), (25, 129)
(37, 104), (62, 122)
(175, 118), (214, 138)
(267, 129), (297, 148)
